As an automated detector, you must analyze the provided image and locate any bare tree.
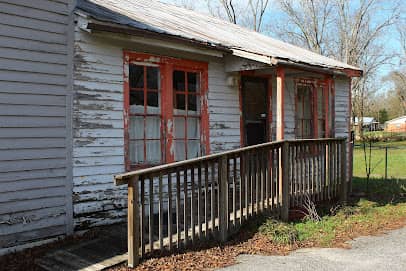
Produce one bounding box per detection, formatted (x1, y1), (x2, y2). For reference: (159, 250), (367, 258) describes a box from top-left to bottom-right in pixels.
(206, 0), (270, 32)
(275, 0), (334, 55)
(273, 0), (399, 136)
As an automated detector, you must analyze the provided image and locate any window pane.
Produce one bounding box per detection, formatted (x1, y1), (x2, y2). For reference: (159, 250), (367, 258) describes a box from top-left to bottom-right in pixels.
(130, 91), (144, 114)
(174, 140), (186, 161)
(187, 118), (200, 139)
(129, 116), (143, 139)
(187, 140), (200, 159)
(174, 117), (185, 138)
(147, 67), (159, 90)
(187, 72), (199, 92)
(173, 70), (185, 91)
(175, 94), (186, 110)
(130, 140), (144, 163)
(129, 65), (144, 88)
(146, 140), (161, 163)
(187, 94), (200, 113)
(147, 91), (159, 109)
(145, 116), (160, 139)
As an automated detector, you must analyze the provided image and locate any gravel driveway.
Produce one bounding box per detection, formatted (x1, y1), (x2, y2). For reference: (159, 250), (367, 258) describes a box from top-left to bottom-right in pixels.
(219, 227), (406, 271)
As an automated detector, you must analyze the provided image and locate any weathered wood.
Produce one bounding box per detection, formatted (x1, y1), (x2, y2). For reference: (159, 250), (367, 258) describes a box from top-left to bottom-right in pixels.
(340, 140), (348, 204)
(219, 156), (228, 242)
(140, 177), (145, 257)
(183, 169), (189, 246)
(128, 175), (140, 267)
(204, 162), (209, 237)
(176, 170), (181, 248)
(190, 168), (195, 243)
(117, 138), (346, 267)
(148, 178), (154, 252)
(168, 173), (173, 251)
(281, 142), (290, 222)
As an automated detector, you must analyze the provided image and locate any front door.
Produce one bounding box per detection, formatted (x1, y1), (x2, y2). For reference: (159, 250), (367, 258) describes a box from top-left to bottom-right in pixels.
(241, 76), (268, 146)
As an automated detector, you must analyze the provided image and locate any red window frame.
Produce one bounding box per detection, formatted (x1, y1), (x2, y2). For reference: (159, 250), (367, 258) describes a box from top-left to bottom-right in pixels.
(123, 52), (210, 171)
(295, 78), (334, 139)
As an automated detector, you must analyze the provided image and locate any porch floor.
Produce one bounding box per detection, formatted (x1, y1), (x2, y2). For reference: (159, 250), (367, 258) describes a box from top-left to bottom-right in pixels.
(36, 224), (127, 271)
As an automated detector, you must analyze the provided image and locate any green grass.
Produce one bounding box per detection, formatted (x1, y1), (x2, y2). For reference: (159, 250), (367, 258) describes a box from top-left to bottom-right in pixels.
(258, 178), (406, 247)
(353, 141), (406, 179)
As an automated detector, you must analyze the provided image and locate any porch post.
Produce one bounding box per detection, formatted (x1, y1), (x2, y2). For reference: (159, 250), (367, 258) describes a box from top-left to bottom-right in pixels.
(128, 175), (140, 267)
(276, 67), (285, 140)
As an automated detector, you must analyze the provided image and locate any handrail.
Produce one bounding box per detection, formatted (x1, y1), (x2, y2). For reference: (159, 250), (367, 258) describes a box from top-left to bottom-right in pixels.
(115, 137), (346, 185)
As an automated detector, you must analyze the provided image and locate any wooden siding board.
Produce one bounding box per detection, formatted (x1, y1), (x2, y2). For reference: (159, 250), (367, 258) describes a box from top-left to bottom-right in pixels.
(0, 0), (71, 249)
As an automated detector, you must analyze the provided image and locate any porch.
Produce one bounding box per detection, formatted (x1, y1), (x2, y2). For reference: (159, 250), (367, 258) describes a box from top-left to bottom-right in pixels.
(115, 137), (348, 267)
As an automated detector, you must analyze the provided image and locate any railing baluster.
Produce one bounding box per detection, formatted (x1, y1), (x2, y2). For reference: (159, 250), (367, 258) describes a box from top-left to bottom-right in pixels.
(140, 176), (145, 257)
(198, 164), (202, 238)
(233, 156), (237, 227)
(190, 167), (195, 243)
(255, 151), (260, 214)
(210, 162), (215, 236)
(158, 174), (163, 250)
(176, 170), (181, 248)
(204, 162), (209, 237)
(183, 169), (188, 246)
(244, 151), (249, 220)
(168, 173), (173, 251)
(149, 177), (154, 252)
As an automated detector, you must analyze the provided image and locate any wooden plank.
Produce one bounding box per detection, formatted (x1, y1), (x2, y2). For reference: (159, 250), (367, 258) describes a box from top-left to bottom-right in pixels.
(149, 177), (154, 252)
(140, 177), (145, 257)
(183, 169), (189, 246)
(197, 165), (202, 238)
(233, 156), (237, 227)
(176, 170), (181, 248)
(210, 162), (215, 236)
(204, 162), (209, 237)
(219, 156), (228, 242)
(190, 168), (195, 243)
(168, 173), (173, 251)
(281, 142), (290, 221)
(127, 175), (139, 267)
(340, 140), (348, 204)
(159, 174), (163, 249)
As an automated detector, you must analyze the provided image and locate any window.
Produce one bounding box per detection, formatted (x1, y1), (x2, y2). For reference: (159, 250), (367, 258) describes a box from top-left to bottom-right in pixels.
(128, 65), (161, 164)
(295, 80), (333, 139)
(124, 52), (209, 169)
(173, 70), (201, 160)
(296, 85), (313, 139)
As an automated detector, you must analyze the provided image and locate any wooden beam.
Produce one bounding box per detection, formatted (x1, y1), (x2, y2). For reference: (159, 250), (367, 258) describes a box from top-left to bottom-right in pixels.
(276, 67), (285, 140)
(128, 175), (140, 267)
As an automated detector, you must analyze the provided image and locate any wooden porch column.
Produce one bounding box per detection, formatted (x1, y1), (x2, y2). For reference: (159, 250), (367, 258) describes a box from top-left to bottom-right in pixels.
(128, 175), (140, 267)
(276, 67), (285, 140)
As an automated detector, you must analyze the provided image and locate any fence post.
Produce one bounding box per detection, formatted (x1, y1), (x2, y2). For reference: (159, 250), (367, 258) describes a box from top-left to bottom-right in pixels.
(340, 140), (348, 205)
(128, 175), (140, 267)
(281, 141), (290, 222)
(219, 155), (228, 242)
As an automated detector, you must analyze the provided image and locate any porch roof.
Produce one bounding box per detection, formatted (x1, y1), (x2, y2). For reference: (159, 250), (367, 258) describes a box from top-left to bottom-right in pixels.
(77, 0), (362, 76)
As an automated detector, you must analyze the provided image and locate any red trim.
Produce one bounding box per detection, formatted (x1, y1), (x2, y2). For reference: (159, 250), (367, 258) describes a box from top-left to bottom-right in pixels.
(276, 67), (285, 140)
(123, 51), (209, 170)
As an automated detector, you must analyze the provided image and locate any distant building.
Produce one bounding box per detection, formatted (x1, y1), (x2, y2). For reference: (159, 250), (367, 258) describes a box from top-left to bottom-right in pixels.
(385, 116), (406, 132)
(353, 117), (380, 132)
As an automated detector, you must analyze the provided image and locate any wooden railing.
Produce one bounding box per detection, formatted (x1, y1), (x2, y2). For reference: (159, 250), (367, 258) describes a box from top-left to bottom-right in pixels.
(114, 138), (348, 267)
